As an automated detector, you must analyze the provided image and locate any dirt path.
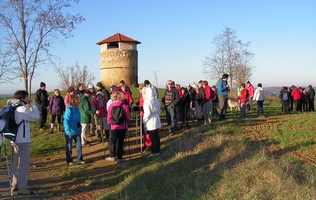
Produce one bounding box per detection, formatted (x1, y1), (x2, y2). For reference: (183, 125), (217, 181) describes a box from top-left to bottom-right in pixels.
(0, 126), (155, 200)
(0, 121), (176, 200)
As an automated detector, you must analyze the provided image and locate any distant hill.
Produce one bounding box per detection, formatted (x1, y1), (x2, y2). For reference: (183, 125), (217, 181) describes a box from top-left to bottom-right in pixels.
(264, 87), (282, 97)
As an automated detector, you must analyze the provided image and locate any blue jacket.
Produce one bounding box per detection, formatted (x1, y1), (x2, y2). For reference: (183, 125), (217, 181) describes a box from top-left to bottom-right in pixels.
(63, 106), (81, 137)
(217, 79), (229, 96)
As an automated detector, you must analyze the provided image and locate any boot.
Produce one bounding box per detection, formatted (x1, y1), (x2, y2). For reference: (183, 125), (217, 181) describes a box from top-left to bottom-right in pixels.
(58, 124), (63, 132)
(49, 128), (53, 133)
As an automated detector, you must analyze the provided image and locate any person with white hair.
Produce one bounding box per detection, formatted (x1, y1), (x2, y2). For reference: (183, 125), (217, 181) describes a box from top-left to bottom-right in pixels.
(162, 80), (180, 134)
(143, 86), (162, 157)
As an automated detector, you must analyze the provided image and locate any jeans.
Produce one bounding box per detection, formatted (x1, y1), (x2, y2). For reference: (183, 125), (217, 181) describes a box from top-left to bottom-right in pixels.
(65, 134), (83, 164)
(165, 105), (178, 132)
(240, 103), (247, 118)
(202, 101), (213, 123)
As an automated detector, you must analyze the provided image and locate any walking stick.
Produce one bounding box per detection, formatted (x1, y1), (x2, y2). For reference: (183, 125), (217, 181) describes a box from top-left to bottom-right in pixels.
(140, 114), (143, 153)
(135, 110), (138, 145)
(2, 133), (14, 199)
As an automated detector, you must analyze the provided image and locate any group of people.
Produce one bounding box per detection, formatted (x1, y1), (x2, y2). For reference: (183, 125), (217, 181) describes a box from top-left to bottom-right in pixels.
(279, 85), (315, 113)
(6, 79), (162, 195)
(5, 74), (315, 196)
(160, 74), (268, 132)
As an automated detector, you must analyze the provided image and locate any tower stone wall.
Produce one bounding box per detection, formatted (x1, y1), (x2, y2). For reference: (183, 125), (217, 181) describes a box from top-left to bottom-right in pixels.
(100, 48), (138, 86)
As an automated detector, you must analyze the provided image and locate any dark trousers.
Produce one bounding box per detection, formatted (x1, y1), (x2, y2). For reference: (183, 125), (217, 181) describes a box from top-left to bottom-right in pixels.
(109, 129), (126, 159)
(218, 95), (228, 120)
(294, 100), (301, 112)
(39, 107), (48, 128)
(51, 114), (62, 124)
(148, 129), (160, 154)
(309, 98), (315, 111)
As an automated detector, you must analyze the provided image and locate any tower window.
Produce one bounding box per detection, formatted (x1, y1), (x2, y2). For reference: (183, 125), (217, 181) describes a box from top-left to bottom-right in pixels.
(108, 42), (119, 49)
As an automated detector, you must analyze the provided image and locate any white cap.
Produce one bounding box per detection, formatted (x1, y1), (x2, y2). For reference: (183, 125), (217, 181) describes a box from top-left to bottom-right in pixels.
(88, 84), (94, 89)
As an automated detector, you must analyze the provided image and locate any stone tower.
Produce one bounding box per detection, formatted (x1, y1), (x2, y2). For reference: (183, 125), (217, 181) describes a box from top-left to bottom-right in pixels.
(96, 33), (141, 87)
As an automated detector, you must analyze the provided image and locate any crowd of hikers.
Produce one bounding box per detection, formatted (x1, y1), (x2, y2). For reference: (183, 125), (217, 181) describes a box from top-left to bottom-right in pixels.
(1, 73), (315, 196)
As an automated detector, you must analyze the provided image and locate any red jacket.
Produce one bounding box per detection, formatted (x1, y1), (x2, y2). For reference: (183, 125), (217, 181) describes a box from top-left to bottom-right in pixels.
(291, 89), (301, 101)
(204, 85), (213, 102)
(239, 88), (248, 103)
(123, 90), (134, 106)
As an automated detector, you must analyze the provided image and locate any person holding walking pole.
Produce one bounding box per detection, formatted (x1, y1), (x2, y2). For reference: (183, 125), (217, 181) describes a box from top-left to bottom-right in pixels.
(143, 86), (162, 157)
(106, 90), (131, 164)
(9, 90), (40, 195)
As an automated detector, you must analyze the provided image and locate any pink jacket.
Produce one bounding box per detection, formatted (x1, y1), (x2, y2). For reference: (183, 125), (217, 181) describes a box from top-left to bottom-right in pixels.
(107, 101), (130, 130)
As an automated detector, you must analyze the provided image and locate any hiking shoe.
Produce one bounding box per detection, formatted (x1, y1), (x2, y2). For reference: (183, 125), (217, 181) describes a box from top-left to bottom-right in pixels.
(68, 162), (73, 166)
(117, 158), (125, 164)
(78, 160), (86, 165)
(17, 189), (34, 195)
(141, 146), (150, 153)
(105, 157), (116, 162)
(147, 153), (160, 158)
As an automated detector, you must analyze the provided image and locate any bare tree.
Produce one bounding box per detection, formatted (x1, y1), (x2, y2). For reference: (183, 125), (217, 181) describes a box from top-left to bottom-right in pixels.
(0, 45), (15, 83)
(202, 27), (254, 88)
(55, 62), (95, 91)
(0, 0), (84, 94)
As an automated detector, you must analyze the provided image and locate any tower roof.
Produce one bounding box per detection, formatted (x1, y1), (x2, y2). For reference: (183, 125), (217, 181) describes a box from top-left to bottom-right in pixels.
(96, 33), (141, 45)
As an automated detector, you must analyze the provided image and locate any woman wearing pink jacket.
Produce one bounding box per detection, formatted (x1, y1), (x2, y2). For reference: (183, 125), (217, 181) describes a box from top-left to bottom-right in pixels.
(106, 90), (131, 164)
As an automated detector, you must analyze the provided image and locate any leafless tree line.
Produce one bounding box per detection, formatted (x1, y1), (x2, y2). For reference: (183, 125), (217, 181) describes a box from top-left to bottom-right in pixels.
(55, 62), (95, 91)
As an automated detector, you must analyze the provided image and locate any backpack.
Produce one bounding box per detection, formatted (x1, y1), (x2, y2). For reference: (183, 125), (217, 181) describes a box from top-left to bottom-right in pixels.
(0, 105), (23, 141)
(111, 105), (125, 125)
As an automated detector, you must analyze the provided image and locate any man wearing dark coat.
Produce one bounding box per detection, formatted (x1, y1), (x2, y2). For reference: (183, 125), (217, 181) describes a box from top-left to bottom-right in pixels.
(35, 82), (49, 130)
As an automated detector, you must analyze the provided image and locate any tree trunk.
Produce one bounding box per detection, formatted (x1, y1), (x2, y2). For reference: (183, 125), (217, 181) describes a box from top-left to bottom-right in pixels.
(24, 75), (28, 94)
(29, 78), (32, 99)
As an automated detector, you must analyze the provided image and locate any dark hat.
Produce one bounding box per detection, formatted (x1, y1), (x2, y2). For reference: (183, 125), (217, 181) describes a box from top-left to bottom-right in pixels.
(84, 89), (91, 94)
(54, 89), (60, 92)
(119, 80), (125, 84)
(110, 85), (117, 91)
(246, 81), (251, 84)
(144, 80), (150, 85)
(96, 82), (103, 87)
(40, 82), (46, 87)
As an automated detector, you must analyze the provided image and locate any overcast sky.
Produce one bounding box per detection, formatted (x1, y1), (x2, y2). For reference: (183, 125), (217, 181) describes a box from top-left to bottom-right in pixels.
(1, 0), (316, 94)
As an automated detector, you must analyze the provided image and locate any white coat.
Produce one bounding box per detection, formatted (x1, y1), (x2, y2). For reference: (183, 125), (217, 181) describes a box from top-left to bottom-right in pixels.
(12, 100), (40, 143)
(253, 87), (265, 101)
(143, 87), (161, 131)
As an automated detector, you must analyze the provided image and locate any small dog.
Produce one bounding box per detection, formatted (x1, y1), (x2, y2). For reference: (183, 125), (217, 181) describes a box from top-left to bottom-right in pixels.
(228, 99), (240, 111)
